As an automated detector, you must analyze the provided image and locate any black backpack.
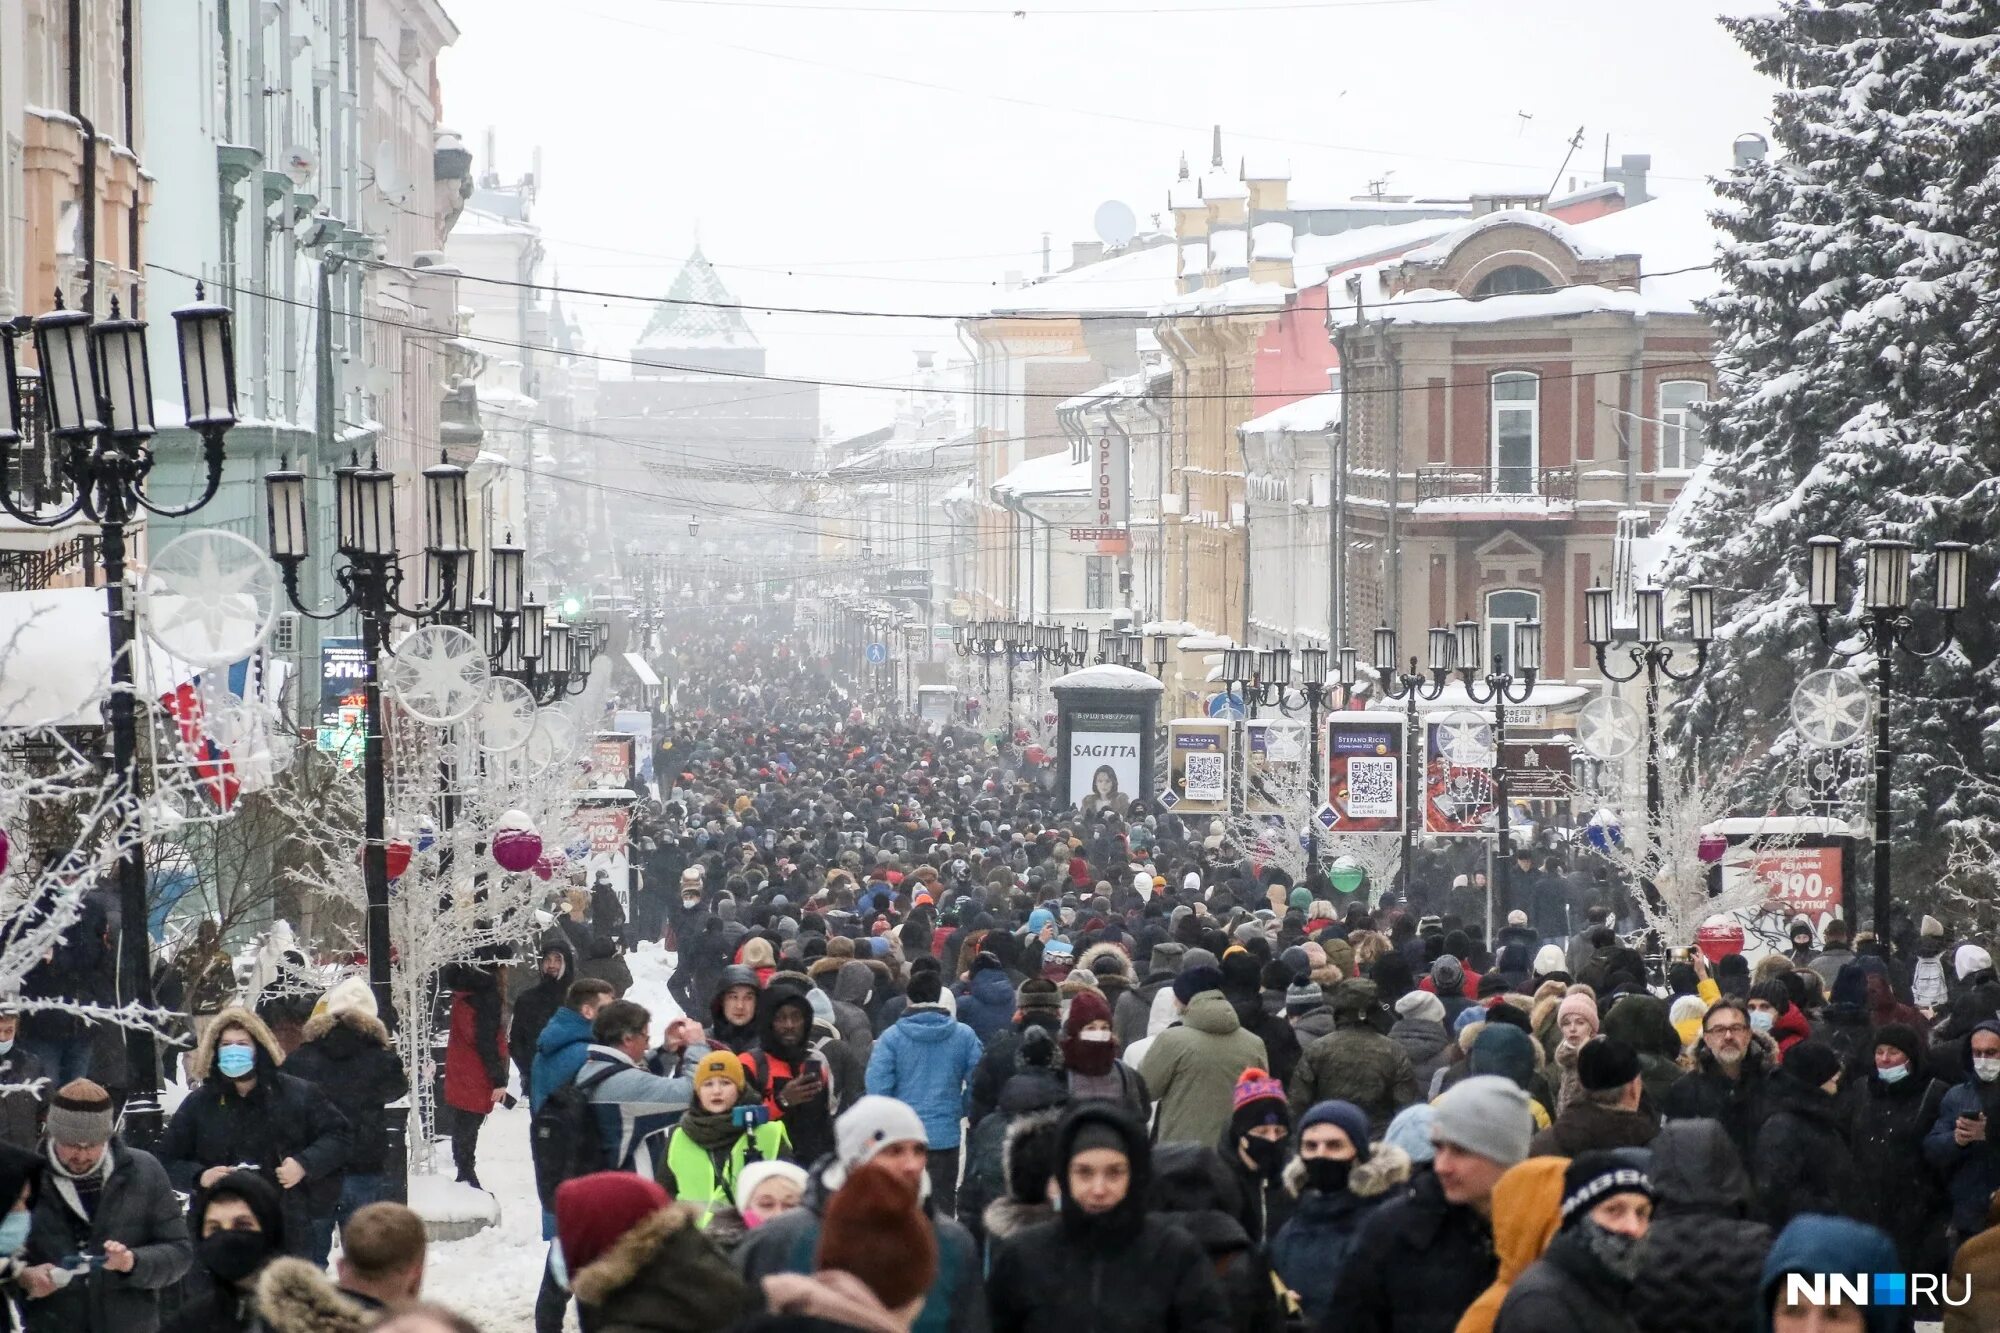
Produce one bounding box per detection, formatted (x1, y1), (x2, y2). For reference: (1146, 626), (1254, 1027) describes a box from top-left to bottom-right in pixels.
(530, 1062), (620, 1209)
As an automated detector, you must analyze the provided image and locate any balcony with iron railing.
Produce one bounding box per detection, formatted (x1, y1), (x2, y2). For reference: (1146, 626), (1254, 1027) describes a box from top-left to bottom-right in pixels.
(1412, 463), (1578, 515)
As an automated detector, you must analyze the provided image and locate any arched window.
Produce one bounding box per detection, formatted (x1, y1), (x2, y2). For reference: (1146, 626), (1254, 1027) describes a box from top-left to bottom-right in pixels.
(1659, 380), (1710, 472)
(1485, 589), (1542, 676)
(1490, 371), (1540, 494)
(1473, 265), (1555, 298)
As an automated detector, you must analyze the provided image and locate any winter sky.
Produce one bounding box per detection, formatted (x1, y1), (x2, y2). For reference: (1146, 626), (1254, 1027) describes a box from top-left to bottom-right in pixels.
(439, 0), (1780, 434)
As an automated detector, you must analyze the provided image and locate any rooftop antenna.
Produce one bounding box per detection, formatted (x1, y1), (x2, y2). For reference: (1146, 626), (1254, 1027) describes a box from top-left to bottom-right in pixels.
(1210, 124), (1224, 169)
(1514, 110), (1534, 137)
(1542, 125), (1586, 207)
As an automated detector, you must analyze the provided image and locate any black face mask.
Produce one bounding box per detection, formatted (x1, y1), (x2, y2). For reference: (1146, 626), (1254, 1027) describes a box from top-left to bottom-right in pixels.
(1243, 1134), (1287, 1180)
(199, 1229), (273, 1285)
(1303, 1157), (1353, 1194)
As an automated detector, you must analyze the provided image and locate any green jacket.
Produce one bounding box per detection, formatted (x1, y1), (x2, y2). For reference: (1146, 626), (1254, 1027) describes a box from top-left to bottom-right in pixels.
(659, 1118), (789, 1225)
(1138, 989), (1269, 1146)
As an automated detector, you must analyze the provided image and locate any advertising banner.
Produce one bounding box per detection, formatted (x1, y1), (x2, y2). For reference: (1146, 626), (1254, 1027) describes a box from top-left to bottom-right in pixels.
(1424, 714), (1497, 836)
(918, 686), (958, 727)
(566, 800), (634, 916)
(1722, 845), (1843, 931)
(1502, 739), (1573, 800)
(611, 710), (655, 785)
(1324, 712), (1405, 833)
(590, 733), (638, 789)
(1069, 709), (1142, 816)
(316, 637), (368, 770)
(1244, 717), (1306, 815)
(1165, 719), (1231, 816)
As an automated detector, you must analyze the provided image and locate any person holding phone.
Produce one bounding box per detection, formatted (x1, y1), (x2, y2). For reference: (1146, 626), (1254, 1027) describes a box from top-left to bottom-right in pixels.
(658, 1052), (790, 1231)
(1925, 1018), (2000, 1251)
(744, 981), (837, 1169)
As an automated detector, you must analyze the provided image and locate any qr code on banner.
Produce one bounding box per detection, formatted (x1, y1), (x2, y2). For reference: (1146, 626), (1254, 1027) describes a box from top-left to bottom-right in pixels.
(1346, 756), (1399, 819)
(1184, 751), (1227, 803)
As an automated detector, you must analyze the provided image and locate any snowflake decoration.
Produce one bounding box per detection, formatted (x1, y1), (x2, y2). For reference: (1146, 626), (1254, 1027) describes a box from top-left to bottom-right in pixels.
(141, 529), (278, 666)
(1790, 668), (1871, 750)
(1436, 712), (1495, 768)
(382, 626), (490, 725)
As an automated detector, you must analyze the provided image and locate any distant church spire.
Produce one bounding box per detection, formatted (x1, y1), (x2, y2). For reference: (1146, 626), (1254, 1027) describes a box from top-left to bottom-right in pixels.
(1211, 124), (1223, 169)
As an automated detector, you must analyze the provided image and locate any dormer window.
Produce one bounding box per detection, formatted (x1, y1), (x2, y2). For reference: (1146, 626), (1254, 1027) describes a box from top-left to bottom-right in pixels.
(1472, 265), (1555, 298)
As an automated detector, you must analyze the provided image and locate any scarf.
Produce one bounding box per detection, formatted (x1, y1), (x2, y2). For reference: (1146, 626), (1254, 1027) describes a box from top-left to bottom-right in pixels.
(676, 1107), (746, 1153)
(1061, 1033), (1118, 1077)
(45, 1143), (112, 1225)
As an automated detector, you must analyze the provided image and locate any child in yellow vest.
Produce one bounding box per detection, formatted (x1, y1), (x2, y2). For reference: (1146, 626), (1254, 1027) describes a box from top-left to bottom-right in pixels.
(657, 1050), (790, 1228)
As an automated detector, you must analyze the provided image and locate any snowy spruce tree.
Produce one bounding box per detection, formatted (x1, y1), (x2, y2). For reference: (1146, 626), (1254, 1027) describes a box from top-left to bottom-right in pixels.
(1674, 0), (2000, 879)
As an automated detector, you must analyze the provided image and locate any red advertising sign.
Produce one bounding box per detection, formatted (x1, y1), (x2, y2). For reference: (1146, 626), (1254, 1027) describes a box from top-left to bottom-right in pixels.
(1724, 845), (1843, 927)
(1324, 713), (1404, 834)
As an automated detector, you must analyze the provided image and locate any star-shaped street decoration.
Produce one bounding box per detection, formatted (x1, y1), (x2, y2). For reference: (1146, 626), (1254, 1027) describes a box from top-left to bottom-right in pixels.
(1791, 668), (1871, 750)
(384, 626), (490, 725)
(142, 530), (277, 666)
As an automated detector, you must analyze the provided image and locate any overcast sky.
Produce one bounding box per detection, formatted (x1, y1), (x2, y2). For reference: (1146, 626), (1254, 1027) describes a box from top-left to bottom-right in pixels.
(438, 0), (1779, 434)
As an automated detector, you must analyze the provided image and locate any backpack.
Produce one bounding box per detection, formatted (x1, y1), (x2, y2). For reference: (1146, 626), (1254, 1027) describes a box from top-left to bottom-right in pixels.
(531, 1062), (621, 1209)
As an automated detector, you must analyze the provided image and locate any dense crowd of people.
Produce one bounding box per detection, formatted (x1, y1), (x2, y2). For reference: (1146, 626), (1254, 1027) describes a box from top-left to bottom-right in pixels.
(0, 630), (1996, 1332)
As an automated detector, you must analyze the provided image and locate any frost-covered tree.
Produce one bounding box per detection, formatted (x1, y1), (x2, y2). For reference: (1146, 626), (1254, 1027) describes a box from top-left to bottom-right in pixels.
(1674, 0), (2000, 868)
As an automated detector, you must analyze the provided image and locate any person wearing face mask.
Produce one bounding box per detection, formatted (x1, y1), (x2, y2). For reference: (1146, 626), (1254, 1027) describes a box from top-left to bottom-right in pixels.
(1059, 990), (1149, 1123)
(156, 1008), (351, 1259)
(1746, 981), (1810, 1063)
(1269, 1100), (1412, 1329)
(1492, 1150), (1651, 1333)
(1217, 1069), (1293, 1243)
(160, 1170), (285, 1333)
(703, 1159), (809, 1252)
(1850, 1024), (1948, 1286)
(985, 1103), (1229, 1333)
(0, 1140), (41, 1329)
(1926, 1018), (2000, 1251)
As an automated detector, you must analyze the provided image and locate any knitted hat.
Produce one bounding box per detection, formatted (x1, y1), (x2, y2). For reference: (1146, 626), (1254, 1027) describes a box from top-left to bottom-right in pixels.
(1384, 1103), (1438, 1165)
(1782, 1039), (1842, 1090)
(1017, 977), (1062, 1019)
(1429, 1074), (1533, 1167)
(1173, 965), (1225, 1006)
(831, 1095), (929, 1183)
(1921, 915), (1945, 939)
(692, 1050), (747, 1094)
(1063, 987), (1113, 1038)
(1576, 1036), (1641, 1094)
(736, 1159), (809, 1211)
(1289, 887), (1313, 911)
(1286, 978), (1326, 1016)
(816, 1161), (937, 1310)
(1298, 1099), (1372, 1162)
(46, 1079), (113, 1147)
(556, 1172), (670, 1274)
(1532, 944), (1568, 978)
(1431, 955), (1465, 992)
(1394, 990), (1446, 1026)
(1559, 1149), (1652, 1228)
(1507, 910), (1528, 927)
(1229, 1067), (1290, 1136)
(1557, 991), (1601, 1036)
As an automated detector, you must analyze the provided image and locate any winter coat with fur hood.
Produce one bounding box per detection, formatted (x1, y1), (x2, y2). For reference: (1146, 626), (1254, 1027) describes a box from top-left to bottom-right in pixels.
(571, 1202), (751, 1333)
(156, 1007), (351, 1254)
(283, 1002), (408, 1180)
(1269, 1143), (1410, 1329)
(253, 1257), (374, 1333)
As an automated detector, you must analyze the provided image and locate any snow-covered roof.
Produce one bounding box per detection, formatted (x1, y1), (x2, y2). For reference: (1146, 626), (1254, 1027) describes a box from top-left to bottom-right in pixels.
(1397, 208), (1624, 268)
(637, 244), (760, 350)
(1058, 365), (1169, 413)
(1162, 216), (1464, 314)
(1415, 682), (1591, 713)
(451, 206), (539, 238)
(1241, 391), (1342, 436)
(992, 450), (1089, 499)
(1050, 663), (1165, 693)
(987, 242), (1181, 317)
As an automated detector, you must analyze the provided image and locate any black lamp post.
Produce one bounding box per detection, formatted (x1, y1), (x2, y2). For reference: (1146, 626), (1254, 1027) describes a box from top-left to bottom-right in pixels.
(0, 290), (237, 1145)
(1372, 624), (1469, 908)
(264, 451), (469, 1020)
(1450, 615), (1541, 938)
(1585, 581), (1717, 908)
(1807, 535), (1967, 937)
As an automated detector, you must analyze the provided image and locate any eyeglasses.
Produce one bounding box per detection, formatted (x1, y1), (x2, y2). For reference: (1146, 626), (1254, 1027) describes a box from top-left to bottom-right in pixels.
(1705, 1023), (1750, 1037)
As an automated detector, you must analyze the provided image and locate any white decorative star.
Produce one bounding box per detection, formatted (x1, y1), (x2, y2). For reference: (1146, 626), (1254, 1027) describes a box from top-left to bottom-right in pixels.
(1791, 669), (1871, 749)
(145, 531), (276, 664)
(385, 627), (490, 724)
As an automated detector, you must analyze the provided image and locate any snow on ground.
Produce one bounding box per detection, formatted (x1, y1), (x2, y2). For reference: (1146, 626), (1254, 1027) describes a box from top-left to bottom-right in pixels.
(422, 942), (682, 1332)
(408, 1175), (501, 1227)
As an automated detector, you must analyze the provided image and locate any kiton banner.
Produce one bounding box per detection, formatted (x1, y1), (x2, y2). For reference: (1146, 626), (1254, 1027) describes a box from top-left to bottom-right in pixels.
(1070, 710), (1142, 816)
(1166, 719), (1231, 815)
(1324, 713), (1405, 833)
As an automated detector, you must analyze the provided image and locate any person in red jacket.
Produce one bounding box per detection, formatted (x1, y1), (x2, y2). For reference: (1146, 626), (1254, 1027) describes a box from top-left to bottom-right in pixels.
(442, 961), (509, 1190)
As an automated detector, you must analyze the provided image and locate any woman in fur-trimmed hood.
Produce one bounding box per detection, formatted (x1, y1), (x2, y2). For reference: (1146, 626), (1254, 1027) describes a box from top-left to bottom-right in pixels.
(559, 1172), (750, 1333)
(157, 1005), (352, 1258)
(283, 978), (409, 1258)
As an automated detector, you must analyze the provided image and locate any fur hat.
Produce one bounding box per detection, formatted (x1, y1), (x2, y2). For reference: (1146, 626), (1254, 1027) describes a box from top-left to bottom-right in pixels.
(816, 1162), (937, 1310)
(1576, 1036), (1641, 1093)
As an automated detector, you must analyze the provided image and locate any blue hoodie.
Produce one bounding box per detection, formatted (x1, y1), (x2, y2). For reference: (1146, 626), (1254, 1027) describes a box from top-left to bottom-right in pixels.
(529, 1005), (594, 1114)
(1758, 1214), (1909, 1333)
(865, 1007), (982, 1148)
(955, 965), (1016, 1044)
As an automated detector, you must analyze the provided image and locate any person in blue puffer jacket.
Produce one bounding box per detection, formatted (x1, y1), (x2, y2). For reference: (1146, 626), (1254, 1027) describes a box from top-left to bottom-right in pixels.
(955, 953), (1016, 1044)
(526, 977), (614, 1333)
(867, 972), (982, 1218)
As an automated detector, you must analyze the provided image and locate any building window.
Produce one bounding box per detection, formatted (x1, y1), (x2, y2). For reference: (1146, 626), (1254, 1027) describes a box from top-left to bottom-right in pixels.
(1490, 372), (1540, 494)
(1085, 556), (1110, 610)
(1659, 380), (1709, 472)
(1473, 265), (1555, 298)
(1485, 588), (1542, 675)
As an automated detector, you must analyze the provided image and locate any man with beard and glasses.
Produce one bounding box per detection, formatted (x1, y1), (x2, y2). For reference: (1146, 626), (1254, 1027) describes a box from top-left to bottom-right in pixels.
(985, 1103), (1228, 1333)
(1493, 1150), (1653, 1333)
(1661, 998), (1773, 1165)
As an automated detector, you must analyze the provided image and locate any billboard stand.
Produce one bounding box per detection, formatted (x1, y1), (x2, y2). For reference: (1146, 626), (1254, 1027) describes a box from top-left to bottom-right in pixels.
(1050, 664), (1163, 817)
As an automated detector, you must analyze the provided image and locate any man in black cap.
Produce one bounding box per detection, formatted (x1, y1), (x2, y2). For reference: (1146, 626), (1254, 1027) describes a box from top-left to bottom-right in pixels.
(1494, 1149), (1654, 1333)
(1531, 1037), (1658, 1157)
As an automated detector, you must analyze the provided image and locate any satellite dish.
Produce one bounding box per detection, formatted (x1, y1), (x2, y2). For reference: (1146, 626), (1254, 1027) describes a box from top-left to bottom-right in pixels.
(1093, 200), (1138, 249)
(372, 141), (408, 202)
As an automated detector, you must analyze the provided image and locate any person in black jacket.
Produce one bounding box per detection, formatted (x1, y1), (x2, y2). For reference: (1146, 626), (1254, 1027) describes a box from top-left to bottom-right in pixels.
(1850, 1021), (1949, 1280)
(1660, 999), (1774, 1165)
(156, 1006), (351, 1258)
(986, 1103), (1230, 1333)
(1750, 1040), (1852, 1228)
(1627, 1119), (1770, 1333)
(160, 1169), (287, 1333)
(1148, 1142), (1284, 1333)
(283, 978), (408, 1266)
(508, 938), (575, 1101)
(1494, 1150), (1652, 1333)
(11, 885), (106, 1086)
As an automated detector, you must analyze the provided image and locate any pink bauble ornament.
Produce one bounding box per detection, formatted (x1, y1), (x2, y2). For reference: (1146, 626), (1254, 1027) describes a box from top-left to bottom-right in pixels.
(0, 827), (10, 877)
(492, 809), (543, 873)
(1697, 832), (1729, 864)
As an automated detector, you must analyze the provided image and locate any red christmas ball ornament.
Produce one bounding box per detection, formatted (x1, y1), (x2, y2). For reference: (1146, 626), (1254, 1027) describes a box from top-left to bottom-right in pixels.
(491, 808), (544, 873)
(1697, 832), (1729, 864)
(383, 839), (414, 882)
